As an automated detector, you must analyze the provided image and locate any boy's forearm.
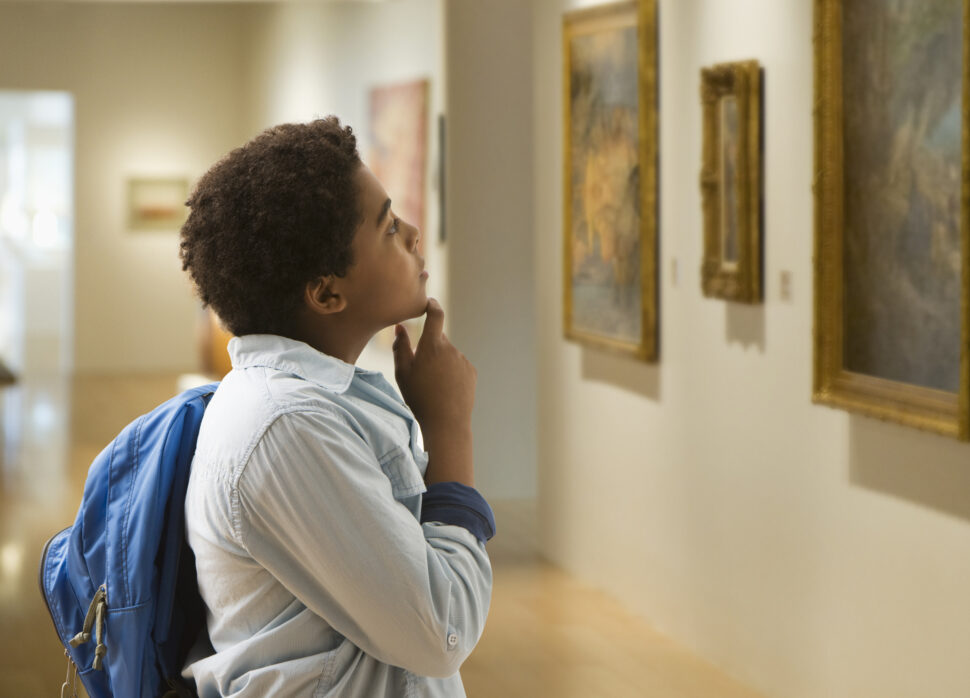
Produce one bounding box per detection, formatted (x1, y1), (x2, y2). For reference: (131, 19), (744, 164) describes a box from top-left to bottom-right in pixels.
(422, 424), (475, 487)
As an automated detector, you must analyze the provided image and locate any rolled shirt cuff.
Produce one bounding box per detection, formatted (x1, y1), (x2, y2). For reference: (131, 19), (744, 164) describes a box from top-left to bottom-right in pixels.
(420, 482), (496, 544)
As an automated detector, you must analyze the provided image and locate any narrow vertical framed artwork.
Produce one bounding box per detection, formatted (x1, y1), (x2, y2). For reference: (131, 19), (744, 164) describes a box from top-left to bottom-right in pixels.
(563, 0), (658, 361)
(366, 80), (431, 352)
(699, 60), (762, 303)
(437, 113), (446, 244)
(368, 78), (430, 255)
(814, 0), (970, 439)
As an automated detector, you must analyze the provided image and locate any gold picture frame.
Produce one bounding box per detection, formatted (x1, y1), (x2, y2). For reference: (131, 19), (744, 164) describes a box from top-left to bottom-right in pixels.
(699, 60), (762, 303)
(562, 0), (658, 361)
(813, 0), (970, 439)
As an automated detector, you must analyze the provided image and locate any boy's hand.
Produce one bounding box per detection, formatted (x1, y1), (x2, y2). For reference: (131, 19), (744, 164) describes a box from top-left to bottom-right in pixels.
(392, 298), (476, 433)
(392, 299), (476, 485)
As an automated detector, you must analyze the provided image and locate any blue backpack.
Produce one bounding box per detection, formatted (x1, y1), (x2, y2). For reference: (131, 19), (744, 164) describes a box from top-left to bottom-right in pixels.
(39, 382), (219, 698)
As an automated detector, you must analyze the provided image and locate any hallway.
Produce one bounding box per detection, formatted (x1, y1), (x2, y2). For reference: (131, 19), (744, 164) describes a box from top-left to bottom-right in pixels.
(1, 372), (763, 697)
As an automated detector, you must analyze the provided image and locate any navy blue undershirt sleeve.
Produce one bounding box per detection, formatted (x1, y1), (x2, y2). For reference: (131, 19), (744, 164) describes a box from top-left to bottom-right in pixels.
(420, 481), (496, 544)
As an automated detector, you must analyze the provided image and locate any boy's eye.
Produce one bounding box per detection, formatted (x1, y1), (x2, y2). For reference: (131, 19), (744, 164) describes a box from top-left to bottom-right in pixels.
(389, 217), (401, 235)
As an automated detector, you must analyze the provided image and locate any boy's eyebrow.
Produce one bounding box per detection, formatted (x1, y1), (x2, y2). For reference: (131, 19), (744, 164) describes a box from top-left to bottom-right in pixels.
(376, 198), (391, 226)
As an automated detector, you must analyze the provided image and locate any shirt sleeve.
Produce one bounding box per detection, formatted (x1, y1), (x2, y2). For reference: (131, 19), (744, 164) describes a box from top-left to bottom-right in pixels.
(231, 407), (492, 679)
(421, 481), (496, 544)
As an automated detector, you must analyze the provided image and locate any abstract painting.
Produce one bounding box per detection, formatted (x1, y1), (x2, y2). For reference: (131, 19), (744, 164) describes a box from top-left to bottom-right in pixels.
(563, 0), (657, 361)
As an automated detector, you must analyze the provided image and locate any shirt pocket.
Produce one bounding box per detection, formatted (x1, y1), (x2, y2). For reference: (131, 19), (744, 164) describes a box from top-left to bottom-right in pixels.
(377, 445), (427, 501)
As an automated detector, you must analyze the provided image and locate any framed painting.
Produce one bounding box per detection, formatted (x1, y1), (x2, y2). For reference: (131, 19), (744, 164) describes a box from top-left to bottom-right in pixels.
(563, 0), (658, 361)
(368, 78), (430, 256)
(126, 177), (189, 232)
(814, 0), (970, 439)
(700, 60), (762, 303)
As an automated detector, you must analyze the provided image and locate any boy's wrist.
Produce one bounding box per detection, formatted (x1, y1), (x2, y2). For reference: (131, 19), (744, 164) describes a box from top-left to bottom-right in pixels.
(422, 424), (474, 487)
(422, 421), (472, 452)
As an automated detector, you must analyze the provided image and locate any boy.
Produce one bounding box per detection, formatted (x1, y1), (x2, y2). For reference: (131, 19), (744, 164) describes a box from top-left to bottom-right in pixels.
(178, 117), (494, 697)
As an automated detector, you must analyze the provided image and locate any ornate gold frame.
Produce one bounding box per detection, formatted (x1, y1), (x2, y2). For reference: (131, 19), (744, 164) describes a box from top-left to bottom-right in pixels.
(699, 60), (762, 303)
(813, 0), (970, 439)
(562, 0), (658, 361)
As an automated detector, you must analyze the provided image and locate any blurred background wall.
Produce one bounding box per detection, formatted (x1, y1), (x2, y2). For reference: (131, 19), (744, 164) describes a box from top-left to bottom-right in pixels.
(0, 0), (532, 499)
(0, 2), (252, 373)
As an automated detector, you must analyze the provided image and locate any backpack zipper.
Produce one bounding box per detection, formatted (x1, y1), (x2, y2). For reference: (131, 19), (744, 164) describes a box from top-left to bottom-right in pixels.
(69, 583), (108, 670)
(40, 529), (110, 673)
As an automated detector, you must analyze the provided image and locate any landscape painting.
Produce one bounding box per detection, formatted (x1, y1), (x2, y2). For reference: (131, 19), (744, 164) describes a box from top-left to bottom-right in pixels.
(814, 0), (970, 438)
(842, 0), (963, 393)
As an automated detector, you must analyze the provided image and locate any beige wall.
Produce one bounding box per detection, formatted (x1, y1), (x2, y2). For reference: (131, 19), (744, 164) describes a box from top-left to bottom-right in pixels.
(445, 0), (537, 499)
(0, 2), (252, 373)
(534, 1), (970, 697)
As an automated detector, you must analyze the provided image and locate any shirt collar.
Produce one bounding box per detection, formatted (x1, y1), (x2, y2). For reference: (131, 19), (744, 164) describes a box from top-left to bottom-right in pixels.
(229, 334), (377, 394)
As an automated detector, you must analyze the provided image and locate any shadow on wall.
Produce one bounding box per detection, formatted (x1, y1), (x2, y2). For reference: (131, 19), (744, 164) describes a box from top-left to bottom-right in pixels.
(849, 414), (970, 524)
(725, 301), (766, 351)
(581, 347), (660, 401)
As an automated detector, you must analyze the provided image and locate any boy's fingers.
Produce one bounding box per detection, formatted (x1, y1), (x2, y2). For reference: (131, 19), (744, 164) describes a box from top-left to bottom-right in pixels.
(419, 298), (445, 345)
(392, 324), (414, 370)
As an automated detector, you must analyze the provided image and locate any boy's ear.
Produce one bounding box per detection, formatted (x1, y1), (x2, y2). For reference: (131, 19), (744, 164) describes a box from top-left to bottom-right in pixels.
(304, 275), (347, 315)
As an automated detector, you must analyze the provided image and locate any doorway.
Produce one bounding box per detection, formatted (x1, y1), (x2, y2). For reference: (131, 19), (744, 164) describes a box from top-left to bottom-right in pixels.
(0, 90), (74, 377)
(0, 90), (74, 484)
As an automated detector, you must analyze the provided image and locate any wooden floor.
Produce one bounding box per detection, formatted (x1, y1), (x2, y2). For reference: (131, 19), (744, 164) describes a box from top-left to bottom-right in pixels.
(0, 373), (765, 698)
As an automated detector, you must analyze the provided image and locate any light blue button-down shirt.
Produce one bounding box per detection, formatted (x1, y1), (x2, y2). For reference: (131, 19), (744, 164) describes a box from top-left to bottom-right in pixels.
(183, 334), (493, 697)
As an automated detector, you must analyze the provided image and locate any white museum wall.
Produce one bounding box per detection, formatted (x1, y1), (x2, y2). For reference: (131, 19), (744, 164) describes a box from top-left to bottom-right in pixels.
(0, 3), (252, 373)
(444, 0), (537, 499)
(533, 1), (970, 698)
(245, 0), (449, 412)
(245, 0), (442, 137)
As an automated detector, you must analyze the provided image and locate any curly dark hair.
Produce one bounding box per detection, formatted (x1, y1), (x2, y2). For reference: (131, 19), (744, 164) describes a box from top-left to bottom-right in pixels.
(179, 117), (362, 337)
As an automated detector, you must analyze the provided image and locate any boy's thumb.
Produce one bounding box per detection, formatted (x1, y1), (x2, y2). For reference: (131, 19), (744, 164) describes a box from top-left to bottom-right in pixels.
(392, 324), (414, 370)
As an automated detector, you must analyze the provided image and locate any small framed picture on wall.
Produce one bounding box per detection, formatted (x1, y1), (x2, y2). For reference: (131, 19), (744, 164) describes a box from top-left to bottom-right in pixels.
(699, 59), (763, 304)
(126, 177), (189, 232)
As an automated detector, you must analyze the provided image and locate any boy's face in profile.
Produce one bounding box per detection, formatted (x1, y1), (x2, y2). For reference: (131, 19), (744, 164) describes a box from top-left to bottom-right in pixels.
(337, 164), (429, 331)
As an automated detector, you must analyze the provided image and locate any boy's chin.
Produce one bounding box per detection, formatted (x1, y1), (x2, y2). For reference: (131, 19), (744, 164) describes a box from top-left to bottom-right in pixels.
(389, 296), (430, 326)
(409, 292), (430, 318)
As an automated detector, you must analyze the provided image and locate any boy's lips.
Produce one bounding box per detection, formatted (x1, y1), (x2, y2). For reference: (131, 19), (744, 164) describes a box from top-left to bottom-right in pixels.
(420, 270), (430, 280)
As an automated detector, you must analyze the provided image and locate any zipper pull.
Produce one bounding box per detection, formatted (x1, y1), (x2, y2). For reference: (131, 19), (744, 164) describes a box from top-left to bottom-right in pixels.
(69, 584), (107, 670)
(92, 590), (107, 670)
